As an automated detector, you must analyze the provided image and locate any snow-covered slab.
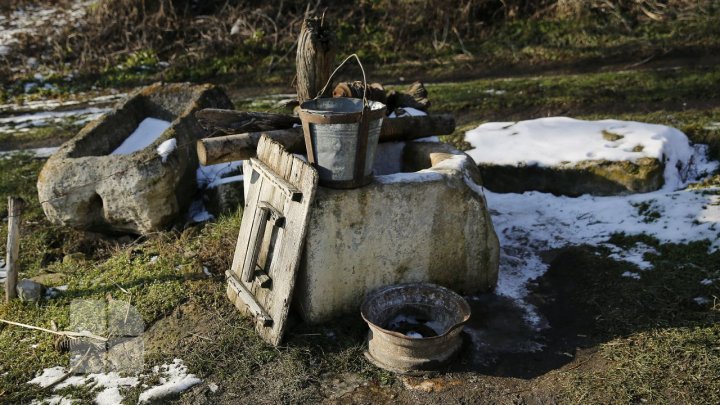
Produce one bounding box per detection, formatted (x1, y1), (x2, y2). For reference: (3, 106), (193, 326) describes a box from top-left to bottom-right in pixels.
(465, 117), (697, 195)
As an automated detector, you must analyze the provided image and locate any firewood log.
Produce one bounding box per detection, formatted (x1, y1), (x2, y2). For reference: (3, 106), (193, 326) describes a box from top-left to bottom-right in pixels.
(197, 114), (455, 165)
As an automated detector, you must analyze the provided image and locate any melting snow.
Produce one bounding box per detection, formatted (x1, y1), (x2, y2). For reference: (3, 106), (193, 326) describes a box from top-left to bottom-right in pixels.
(28, 359), (199, 404)
(694, 296), (712, 305)
(0, 108), (108, 128)
(196, 161), (242, 189)
(156, 138), (177, 163)
(138, 359), (202, 403)
(111, 118), (171, 155)
(0, 147), (59, 158)
(621, 271), (642, 280)
(466, 119), (720, 328)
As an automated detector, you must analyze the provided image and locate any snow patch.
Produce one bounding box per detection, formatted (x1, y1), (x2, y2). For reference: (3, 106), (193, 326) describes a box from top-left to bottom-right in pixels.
(621, 271), (642, 280)
(197, 161), (242, 189)
(700, 278), (714, 286)
(156, 138), (177, 163)
(693, 296), (711, 305)
(465, 117), (695, 191)
(111, 118), (171, 155)
(482, 143), (720, 328)
(28, 359), (199, 405)
(606, 242), (657, 270)
(138, 359), (202, 403)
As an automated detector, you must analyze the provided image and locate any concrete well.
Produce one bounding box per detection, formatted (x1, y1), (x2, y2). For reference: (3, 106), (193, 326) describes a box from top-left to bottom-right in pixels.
(290, 141), (500, 324)
(37, 82), (232, 234)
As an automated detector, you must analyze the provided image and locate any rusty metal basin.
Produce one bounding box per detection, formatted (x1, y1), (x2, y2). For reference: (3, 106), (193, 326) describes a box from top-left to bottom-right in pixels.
(360, 283), (471, 373)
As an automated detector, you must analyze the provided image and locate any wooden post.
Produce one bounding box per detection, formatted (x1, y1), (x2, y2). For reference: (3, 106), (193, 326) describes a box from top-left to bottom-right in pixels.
(5, 197), (24, 302)
(296, 16), (336, 104)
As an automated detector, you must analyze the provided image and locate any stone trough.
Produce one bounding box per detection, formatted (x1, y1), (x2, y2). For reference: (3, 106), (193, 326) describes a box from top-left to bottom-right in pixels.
(37, 82), (232, 234)
(243, 140), (501, 324)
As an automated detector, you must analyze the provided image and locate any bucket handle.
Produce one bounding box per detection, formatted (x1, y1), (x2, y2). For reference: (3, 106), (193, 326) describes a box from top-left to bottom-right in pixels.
(315, 53), (368, 108)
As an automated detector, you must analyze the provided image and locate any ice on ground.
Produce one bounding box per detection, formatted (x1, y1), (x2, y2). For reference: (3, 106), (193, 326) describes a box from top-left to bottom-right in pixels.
(138, 359), (202, 403)
(111, 118), (171, 155)
(156, 138), (177, 162)
(465, 117), (695, 190)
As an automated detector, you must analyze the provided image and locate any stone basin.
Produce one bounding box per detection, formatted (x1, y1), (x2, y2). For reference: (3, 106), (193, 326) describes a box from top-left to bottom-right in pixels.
(37, 82), (232, 234)
(280, 141), (500, 324)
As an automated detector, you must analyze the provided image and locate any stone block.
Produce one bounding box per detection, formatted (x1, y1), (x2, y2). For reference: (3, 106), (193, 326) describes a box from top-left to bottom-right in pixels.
(37, 82), (233, 234)
(293, 141), (500, 323)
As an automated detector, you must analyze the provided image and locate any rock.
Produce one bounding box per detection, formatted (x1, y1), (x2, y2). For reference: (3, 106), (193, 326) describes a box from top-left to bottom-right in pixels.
(293, 141), (500, 323)
(477, 158), (665, 197)
(37, 82), (233, 234)
(16, 279), (45, 302)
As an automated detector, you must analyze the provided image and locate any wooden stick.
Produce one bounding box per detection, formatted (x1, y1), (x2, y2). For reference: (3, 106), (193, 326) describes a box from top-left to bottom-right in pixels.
(296, 16), (336, 103)
(0, 318), (108, 342)
(197, 114), (456, 165)
(5, 197), (23, 302)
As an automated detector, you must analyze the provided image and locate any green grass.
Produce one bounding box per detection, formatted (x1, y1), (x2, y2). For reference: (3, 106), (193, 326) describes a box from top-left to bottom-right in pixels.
(557, 237), (720, 403)
(1, 60), (720, 402)
(429, 66), (720, 159)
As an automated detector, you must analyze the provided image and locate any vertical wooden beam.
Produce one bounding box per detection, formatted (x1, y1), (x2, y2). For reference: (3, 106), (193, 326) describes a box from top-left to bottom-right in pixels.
(5, 197), (24, 302)
(296, 15), (336, 104)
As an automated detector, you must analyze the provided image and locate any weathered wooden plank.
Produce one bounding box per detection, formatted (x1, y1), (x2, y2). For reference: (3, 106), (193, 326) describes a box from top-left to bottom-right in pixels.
(227, 135), (318, 346)
(226, 271), (272, 326)
(249, 158), (302, 202)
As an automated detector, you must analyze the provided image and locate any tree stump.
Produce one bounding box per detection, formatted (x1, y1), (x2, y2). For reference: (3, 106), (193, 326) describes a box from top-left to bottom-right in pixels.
(296, 16), (336, 104)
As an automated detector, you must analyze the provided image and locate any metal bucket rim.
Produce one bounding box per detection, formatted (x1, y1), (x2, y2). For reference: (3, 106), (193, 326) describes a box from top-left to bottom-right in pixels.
(300, 98), (386, 115)
(360, 282), (471, 341)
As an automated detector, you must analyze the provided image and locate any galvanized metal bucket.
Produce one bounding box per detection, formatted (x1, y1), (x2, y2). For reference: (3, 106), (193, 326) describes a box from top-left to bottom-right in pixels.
(299, 54), (387, 189)
(360, 283), (471, 374)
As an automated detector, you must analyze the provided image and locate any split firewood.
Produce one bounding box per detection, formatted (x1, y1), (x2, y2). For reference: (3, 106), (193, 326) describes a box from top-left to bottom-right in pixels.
(197, 114), (455, 165)
(196, 109), (300, 134)
(332, 81), (430, 113)
(332, 81), (388, 104)
(386, 81), (430, 112)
